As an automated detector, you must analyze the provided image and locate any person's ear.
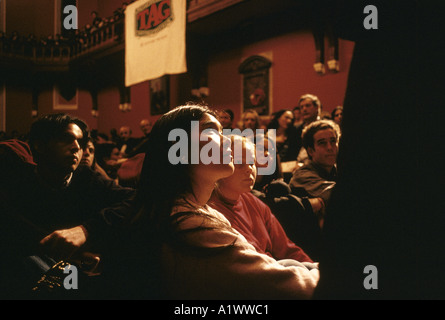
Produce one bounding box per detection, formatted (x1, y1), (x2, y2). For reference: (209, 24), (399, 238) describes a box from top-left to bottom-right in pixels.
(307, 147), (315, 159)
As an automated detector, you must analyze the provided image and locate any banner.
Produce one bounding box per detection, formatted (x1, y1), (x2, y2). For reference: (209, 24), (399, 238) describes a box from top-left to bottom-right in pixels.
(125, 0), (187, 87)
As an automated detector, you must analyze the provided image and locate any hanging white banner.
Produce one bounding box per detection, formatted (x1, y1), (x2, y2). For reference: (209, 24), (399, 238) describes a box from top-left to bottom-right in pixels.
(125, 0), (187, 87)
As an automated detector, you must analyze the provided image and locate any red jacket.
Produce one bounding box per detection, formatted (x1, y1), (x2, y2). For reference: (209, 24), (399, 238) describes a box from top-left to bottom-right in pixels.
(209, 190), (313, 263)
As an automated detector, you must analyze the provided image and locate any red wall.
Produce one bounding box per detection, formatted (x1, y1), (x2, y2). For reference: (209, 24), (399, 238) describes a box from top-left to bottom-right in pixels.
(206, 30), (355, 127)
(96, 82), (152, 139)
(6, 0), (54, 37)
(94, 74), (181, 138)
(5, 85), (33, 135)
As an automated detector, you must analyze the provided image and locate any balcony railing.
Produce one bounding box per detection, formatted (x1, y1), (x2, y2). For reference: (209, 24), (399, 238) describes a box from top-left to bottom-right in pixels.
(0, 19), (124, 65)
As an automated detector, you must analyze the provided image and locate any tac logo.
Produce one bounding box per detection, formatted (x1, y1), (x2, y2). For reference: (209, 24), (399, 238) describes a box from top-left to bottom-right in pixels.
(135, 0), (173, 36)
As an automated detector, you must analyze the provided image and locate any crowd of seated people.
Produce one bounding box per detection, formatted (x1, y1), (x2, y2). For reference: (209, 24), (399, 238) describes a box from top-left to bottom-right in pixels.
(86, 120), (150, 188)
(212, 94), (341, 259)
(0, 93), (341, 299)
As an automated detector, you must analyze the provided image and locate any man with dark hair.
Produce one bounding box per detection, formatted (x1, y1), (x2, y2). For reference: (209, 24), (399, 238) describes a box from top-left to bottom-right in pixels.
(0, 113), (135, 298)
(27, 113), (89, 189)
(125, 119), (153, 157)
(289, 120), (340, 226)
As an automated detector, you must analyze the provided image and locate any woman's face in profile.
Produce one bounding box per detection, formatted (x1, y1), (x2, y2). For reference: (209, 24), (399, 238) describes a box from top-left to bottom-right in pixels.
(189, 113), (234, 184)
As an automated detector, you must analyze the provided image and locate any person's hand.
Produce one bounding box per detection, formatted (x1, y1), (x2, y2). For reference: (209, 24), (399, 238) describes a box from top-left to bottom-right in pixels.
(39, 225), (88, 261)
(308, 198), (325, 228)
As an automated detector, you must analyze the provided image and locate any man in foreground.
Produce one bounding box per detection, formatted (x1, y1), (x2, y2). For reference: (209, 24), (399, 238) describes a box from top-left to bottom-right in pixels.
(0, 113), (135, 298)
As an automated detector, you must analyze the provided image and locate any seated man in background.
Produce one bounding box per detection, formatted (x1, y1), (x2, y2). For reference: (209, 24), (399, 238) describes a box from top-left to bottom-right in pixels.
(117, 125), (140, 157)
(289, 120), (340, 227)
(0, 113), (135, 298)
(126, 119), (152, 157)
(209, 135), (315, 265)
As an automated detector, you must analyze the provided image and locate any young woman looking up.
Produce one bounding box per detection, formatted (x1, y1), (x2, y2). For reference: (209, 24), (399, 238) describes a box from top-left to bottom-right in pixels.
(108, 104), (319, 300)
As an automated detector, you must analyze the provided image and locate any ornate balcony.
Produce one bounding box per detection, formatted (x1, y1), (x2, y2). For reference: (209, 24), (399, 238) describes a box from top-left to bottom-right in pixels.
(0, 0), (312, 90)
(0, 17), (124, 73)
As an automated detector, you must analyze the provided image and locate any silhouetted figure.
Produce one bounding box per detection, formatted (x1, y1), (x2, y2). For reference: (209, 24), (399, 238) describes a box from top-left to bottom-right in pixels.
(313, 0), (445, 299)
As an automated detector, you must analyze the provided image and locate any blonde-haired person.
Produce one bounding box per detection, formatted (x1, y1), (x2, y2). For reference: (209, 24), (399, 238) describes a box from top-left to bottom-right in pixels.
(241, 109), (262, 131)
(209, 135), (316, 265)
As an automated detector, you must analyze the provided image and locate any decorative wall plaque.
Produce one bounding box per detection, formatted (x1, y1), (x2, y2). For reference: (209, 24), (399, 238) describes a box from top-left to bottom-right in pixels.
(239, 55), (272, 116)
